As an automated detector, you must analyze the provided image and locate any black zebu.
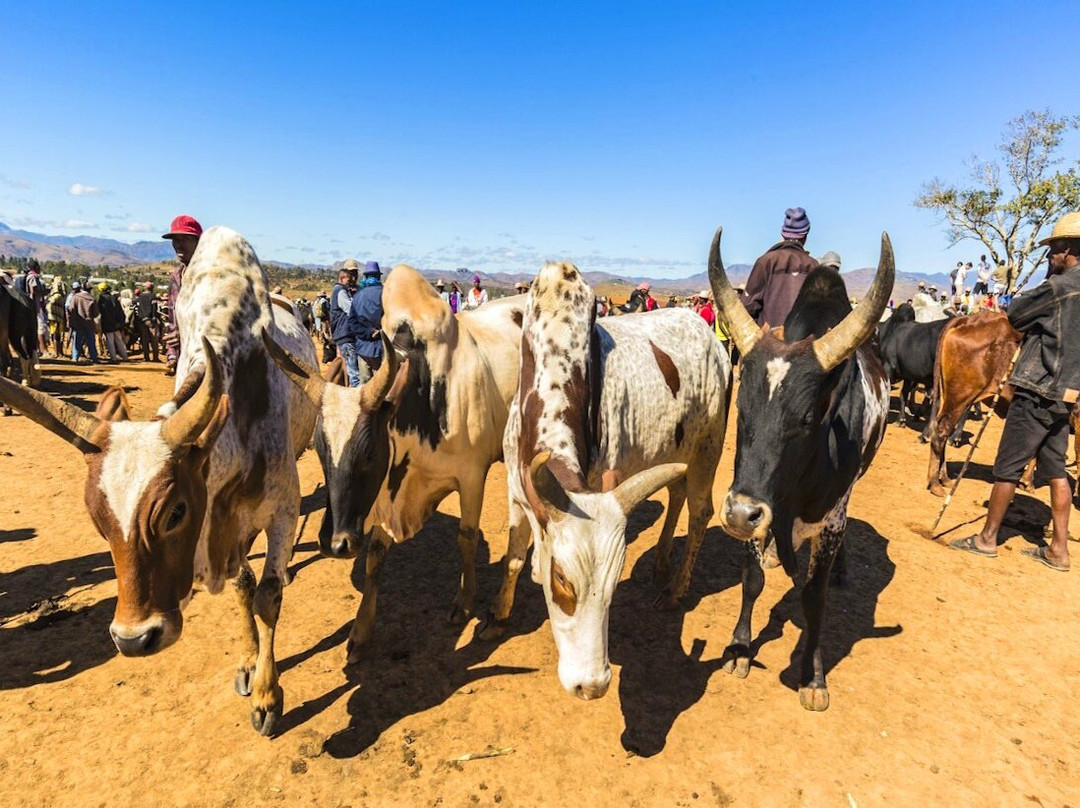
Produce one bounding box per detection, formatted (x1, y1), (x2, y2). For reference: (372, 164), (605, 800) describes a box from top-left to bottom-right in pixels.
(0, 275), (40, 392)
(877, 302), (950, 430)
(707, 226), (893, 712)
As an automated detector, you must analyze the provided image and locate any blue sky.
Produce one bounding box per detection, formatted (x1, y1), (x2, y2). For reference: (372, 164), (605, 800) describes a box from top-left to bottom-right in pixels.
(1, 1), (1075, 276)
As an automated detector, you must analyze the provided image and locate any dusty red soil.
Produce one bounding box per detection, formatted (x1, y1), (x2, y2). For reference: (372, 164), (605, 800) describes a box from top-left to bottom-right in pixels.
(1, 356), (1078, 807)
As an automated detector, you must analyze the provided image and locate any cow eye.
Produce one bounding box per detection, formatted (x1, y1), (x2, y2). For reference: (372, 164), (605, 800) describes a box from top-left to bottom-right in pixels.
(166, 502), (187, 530)
(801, 411), (815, 428)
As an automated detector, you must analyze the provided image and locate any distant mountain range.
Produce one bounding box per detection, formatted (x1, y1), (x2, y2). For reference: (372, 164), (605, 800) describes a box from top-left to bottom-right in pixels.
(0, 222), (175, 265)
(0, 220), (950, 302)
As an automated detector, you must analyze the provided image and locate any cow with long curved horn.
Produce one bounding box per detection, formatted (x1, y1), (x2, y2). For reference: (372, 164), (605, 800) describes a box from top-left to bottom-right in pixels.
(0, 227), (320, 738)
(708, 225), (894, 712)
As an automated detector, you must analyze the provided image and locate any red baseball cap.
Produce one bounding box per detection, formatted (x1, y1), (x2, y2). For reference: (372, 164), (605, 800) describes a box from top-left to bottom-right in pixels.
(162, 215), (203, 239)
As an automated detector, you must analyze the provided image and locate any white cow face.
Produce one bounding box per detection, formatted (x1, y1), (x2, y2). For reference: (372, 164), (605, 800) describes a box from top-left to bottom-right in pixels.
(529, 454), (686, 700)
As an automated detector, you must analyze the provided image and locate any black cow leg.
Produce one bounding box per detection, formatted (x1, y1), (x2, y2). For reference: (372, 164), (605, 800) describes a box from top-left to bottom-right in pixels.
(898, 381), (911, 427)
(950, 407), (972, 448)
(798, 534), (840, 712)
(722, 542), (765, 679)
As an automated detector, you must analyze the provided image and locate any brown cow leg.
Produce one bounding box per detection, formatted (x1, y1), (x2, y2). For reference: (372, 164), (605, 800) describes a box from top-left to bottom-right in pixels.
(249, 514), (293, 736)
(232, 560), (258, 697)
(656, 477), (711, 610)
(479, 501), (532, 641)
(448, 477), (487, 625)
(652, 478), (687, 585)
(346, 528), (391, 664)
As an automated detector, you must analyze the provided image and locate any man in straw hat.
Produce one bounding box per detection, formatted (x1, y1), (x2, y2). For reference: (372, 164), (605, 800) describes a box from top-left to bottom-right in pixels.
(951, 212), (1080, 571)
(741, 207), (817, 328)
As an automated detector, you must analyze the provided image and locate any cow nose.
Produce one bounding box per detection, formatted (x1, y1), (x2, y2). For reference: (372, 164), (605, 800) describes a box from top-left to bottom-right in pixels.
(322, 531), (358, 559)
(723, 493), (772, 539)
(111, 624), (163, 657)
(571, 668), (612, 701)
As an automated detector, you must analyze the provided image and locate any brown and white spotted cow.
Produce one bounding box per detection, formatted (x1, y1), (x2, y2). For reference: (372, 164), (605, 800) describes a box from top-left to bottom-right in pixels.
(494, 262), (731, 699)
(0, 227), (317, 735)
(265, 264), (526, 663)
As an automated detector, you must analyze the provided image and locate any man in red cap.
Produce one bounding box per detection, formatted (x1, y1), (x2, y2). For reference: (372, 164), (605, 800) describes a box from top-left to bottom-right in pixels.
(161, 214), (203, 376)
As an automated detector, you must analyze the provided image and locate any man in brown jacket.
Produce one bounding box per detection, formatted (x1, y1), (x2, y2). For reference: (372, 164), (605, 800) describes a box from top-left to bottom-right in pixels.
(741, 207), (817, 328)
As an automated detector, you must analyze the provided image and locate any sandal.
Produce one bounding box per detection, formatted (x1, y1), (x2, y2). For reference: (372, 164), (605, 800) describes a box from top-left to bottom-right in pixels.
(1021, 546), (1069, 572)
(948, 535), (998, 559)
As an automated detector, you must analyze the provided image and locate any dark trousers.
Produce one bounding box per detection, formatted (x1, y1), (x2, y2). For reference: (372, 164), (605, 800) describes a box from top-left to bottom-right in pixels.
(134, 318), (158, 361)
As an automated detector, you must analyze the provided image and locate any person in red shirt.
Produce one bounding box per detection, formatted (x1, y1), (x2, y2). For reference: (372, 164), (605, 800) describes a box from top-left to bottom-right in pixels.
(697, 289), (716, 327)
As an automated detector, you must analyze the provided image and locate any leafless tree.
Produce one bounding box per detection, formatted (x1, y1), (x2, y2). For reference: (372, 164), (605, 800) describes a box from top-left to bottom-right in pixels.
(915, 110), (1080, 291)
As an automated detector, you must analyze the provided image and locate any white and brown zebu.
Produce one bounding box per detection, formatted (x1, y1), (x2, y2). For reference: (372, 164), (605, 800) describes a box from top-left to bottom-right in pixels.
(264, 264), (526, 664)
(493, 262), (731, 699)
(0, 227), (317, 735)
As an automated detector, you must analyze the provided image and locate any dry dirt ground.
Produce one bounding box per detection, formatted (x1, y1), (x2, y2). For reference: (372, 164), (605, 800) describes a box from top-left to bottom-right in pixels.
(1, 356), (1079, 808)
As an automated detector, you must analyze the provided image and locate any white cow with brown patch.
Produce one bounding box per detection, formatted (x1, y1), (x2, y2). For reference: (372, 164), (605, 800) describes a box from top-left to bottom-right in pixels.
(493, 262), (731, 699)
(0, 227), (317, 735)
(265, 264), (525, 663)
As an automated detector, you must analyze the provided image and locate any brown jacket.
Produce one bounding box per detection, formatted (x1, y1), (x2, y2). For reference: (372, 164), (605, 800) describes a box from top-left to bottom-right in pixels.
(741, 240), (818, 328)
(69, 290), (99, 332)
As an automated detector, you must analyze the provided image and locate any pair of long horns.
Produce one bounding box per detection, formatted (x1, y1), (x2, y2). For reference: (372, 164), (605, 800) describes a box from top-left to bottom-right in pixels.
(0, 336), (224, 453)
(262, 329), (399, 411)
(707, 227), (895, 371)
(529, 451), (687, 518)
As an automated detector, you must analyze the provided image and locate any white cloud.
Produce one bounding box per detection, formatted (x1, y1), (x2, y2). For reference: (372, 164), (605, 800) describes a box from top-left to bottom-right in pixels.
(125, 222), (154, 233)
(59, 219), (97, 229)
(68, 183), (102, 196)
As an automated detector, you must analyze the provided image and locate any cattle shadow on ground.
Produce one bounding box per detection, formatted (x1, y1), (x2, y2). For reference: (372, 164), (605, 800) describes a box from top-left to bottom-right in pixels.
(0, 595), (118, 690)
(612, 525), (744, 757)
(0, 550), (114, 623)
(625, 499), (664, 545)
(744, 518), (901, 698)
(0, 527), (36, 543)
(279, 511), (547, 749)
(299, 484), (326, 517)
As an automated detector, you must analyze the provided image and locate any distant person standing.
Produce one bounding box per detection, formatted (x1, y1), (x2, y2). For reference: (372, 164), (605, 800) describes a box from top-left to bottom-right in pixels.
(97, 283), (128, 362)
(741, 207), (817, 327)
(24, 259), (48, 357)
(974, 255), (993, 300)
(161, 215), (202, 377)
(312, 291), (330, 335)
(68, 282), (99, 363)
(134, 282), (160, 363)
(463, 275), (488, 310)
(47, 278), (67, 357)
(435, 279), (450, 306)
(697, 290), (716, 327)
(348, 261), (385, 382)
(954, 262), (970, 297)
(448, 281), (463, 313)
(331, 260), (360, 386)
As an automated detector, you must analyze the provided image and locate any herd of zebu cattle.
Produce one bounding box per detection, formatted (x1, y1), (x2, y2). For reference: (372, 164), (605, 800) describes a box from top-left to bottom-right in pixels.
(0, 225), (1069, 736)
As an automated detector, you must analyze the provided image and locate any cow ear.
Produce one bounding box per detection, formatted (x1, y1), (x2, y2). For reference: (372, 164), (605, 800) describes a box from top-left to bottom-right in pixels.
(611, 464), (686, 517)
(95, 386), (131, 422)
(529, 452), (571, 521)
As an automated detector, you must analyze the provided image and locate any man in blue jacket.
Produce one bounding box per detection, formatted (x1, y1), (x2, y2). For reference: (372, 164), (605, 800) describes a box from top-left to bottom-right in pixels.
(330, 260), (360, 386)
(348, 261), (385, 384)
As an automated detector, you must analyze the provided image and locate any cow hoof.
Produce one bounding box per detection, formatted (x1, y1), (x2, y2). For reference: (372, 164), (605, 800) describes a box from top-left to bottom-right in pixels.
(250, 687), (284, 736)
(928, 483), (946, 498)
(2, 407), (11, 417)
(446, 603), (472, 625)
(652, 589), (683, 611)
(798, 685), (830, 712)
(476, 612), (509, 642)
(721, 647), (751, 678)
(345, 639), (366, 665)
(234, 667), (254, 697)
(917, 434), (929, 444)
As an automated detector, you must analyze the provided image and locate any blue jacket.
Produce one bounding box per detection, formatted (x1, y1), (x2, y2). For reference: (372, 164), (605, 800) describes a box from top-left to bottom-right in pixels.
(330, 282), (356, 344)
(348, 279), (385, 364)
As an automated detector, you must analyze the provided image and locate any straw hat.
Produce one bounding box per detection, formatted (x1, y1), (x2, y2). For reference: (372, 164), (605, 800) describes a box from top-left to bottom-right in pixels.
(1038, 212), (1080, 246)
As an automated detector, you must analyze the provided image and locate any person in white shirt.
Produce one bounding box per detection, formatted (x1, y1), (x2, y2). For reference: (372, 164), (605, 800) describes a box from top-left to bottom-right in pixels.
(974, 255), (993, 300)
(435, 279), (450, 306)
(953, 262), (968, 297)
(462, 274), (488, 310)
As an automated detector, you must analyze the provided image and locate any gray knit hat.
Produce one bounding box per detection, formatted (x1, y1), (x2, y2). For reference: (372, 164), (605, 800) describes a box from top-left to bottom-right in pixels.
(819, 251), (841, 269)
(781, 207), (811, 239)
